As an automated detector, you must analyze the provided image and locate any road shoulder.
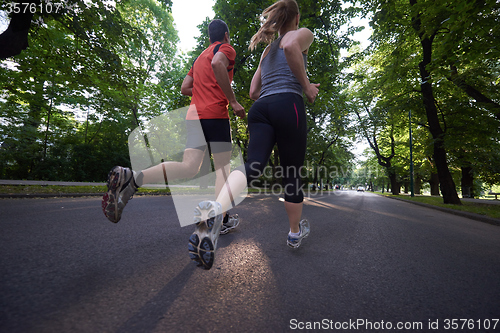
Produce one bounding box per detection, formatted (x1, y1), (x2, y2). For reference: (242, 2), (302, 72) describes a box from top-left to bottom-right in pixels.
(379, 193), (500, 227)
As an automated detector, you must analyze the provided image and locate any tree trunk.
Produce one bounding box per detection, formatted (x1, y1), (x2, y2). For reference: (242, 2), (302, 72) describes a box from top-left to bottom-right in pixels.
(0, 2), (35, 59)
(433, 145), (461, 203)
(429, 172), (440, 196)
(410, 0), (461, 205)
(388, 168), (400, 195)
(461, 166), (474, 198)
(415, 175), (422, 195)
(416, 38), (461, 204)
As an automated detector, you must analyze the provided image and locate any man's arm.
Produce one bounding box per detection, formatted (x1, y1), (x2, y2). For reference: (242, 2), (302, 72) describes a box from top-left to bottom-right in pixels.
(181, 75), (194, 96)
(211, 52), (246, 118)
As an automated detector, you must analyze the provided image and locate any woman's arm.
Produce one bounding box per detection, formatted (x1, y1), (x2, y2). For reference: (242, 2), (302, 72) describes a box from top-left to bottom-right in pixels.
(249, 45), (270, 101)
(281, 28), (320, 103)
(249, 66), (262, 100)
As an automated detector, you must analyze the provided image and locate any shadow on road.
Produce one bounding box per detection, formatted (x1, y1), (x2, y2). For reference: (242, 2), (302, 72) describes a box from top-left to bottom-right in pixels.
(115, 263), (196, 333)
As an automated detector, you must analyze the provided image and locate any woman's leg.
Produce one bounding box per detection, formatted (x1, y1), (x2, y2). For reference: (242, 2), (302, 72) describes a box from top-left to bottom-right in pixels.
(216, 169), (248, 213)
(217, 100), (276, 212)
(284, 201), (303, 233)
(272, 94), (308, 234)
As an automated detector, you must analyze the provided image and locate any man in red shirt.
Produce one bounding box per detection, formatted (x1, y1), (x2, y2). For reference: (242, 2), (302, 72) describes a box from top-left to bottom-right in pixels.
(102, 20), (245, 239)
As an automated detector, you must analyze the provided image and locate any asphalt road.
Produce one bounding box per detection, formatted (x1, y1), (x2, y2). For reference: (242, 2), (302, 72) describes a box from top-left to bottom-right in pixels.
(1, 191), (499, 333)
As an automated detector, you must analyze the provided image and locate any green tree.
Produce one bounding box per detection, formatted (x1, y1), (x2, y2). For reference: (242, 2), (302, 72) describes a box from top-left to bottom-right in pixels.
(0, 0), (181, 181)
(0, 0), (173, 59)
(357, 0), (500, 203)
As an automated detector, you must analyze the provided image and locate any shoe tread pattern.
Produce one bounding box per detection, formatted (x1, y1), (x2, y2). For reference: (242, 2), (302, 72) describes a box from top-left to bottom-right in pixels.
(188, 231), (214, 270)
(102, 166), (124, 223)
(189, 201), (222, 270)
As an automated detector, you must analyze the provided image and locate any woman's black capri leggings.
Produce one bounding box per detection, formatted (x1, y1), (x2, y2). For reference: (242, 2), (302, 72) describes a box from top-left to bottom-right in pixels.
(241, 93), (307, 203)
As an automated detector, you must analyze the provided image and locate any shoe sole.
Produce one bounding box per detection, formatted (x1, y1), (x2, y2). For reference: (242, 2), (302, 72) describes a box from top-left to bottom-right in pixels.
(102, 166), (124, 223)
(188, 228), (215, 270)
(188, 201), (222, 270)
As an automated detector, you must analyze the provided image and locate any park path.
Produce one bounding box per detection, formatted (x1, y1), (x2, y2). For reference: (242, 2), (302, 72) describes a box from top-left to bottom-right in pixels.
(1, 191), (499, 332)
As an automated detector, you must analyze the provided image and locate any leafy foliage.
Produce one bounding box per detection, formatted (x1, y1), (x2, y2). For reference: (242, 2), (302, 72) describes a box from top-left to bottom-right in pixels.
(1, 0), (497, 197)
(0, 0), (181, 181)
(349, 0), (500, 199)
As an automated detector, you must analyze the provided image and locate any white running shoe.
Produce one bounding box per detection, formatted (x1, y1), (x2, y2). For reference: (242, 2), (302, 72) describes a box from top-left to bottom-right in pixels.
(286, 219), (310, 249)
(220, 212), (240, 235)
(188, 201), (223, 270)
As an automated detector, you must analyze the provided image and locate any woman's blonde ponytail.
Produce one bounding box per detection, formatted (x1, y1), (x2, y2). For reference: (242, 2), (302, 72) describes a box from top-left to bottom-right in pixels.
(249, 0), (299, 50)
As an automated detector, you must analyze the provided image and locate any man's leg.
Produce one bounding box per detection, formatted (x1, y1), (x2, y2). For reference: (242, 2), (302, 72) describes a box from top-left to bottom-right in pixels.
(139, 148), (205, 185)
(212, 150), (232, 201)
(102, 148), (206, 224)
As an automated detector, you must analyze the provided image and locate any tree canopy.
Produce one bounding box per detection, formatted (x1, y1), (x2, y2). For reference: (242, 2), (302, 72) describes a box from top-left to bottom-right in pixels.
(1, 0), (498, 202)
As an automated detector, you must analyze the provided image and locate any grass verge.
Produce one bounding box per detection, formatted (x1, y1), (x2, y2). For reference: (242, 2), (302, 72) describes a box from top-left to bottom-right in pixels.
(379, 193), (500, 220)
(0, 185), (171, 196)
(2, 185), (498, 221)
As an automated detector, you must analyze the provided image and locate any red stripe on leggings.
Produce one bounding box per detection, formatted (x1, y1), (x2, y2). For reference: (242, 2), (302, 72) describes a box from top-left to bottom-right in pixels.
(294, 103), (298, 129)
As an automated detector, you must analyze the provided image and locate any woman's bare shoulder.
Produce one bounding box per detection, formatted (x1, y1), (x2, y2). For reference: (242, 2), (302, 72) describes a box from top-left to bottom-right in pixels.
(280, 28), (314, 51)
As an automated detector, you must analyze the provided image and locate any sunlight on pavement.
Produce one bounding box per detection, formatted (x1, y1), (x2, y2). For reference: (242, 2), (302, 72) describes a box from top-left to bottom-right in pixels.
(153, 239), (281, 331)
(302, 196), (358, 214)
(366, 210), (420, 223)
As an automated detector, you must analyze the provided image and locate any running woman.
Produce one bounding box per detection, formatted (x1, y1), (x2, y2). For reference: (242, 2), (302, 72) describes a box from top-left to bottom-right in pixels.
(102, 20), (245, 236)
(190, 0), (320, 269)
